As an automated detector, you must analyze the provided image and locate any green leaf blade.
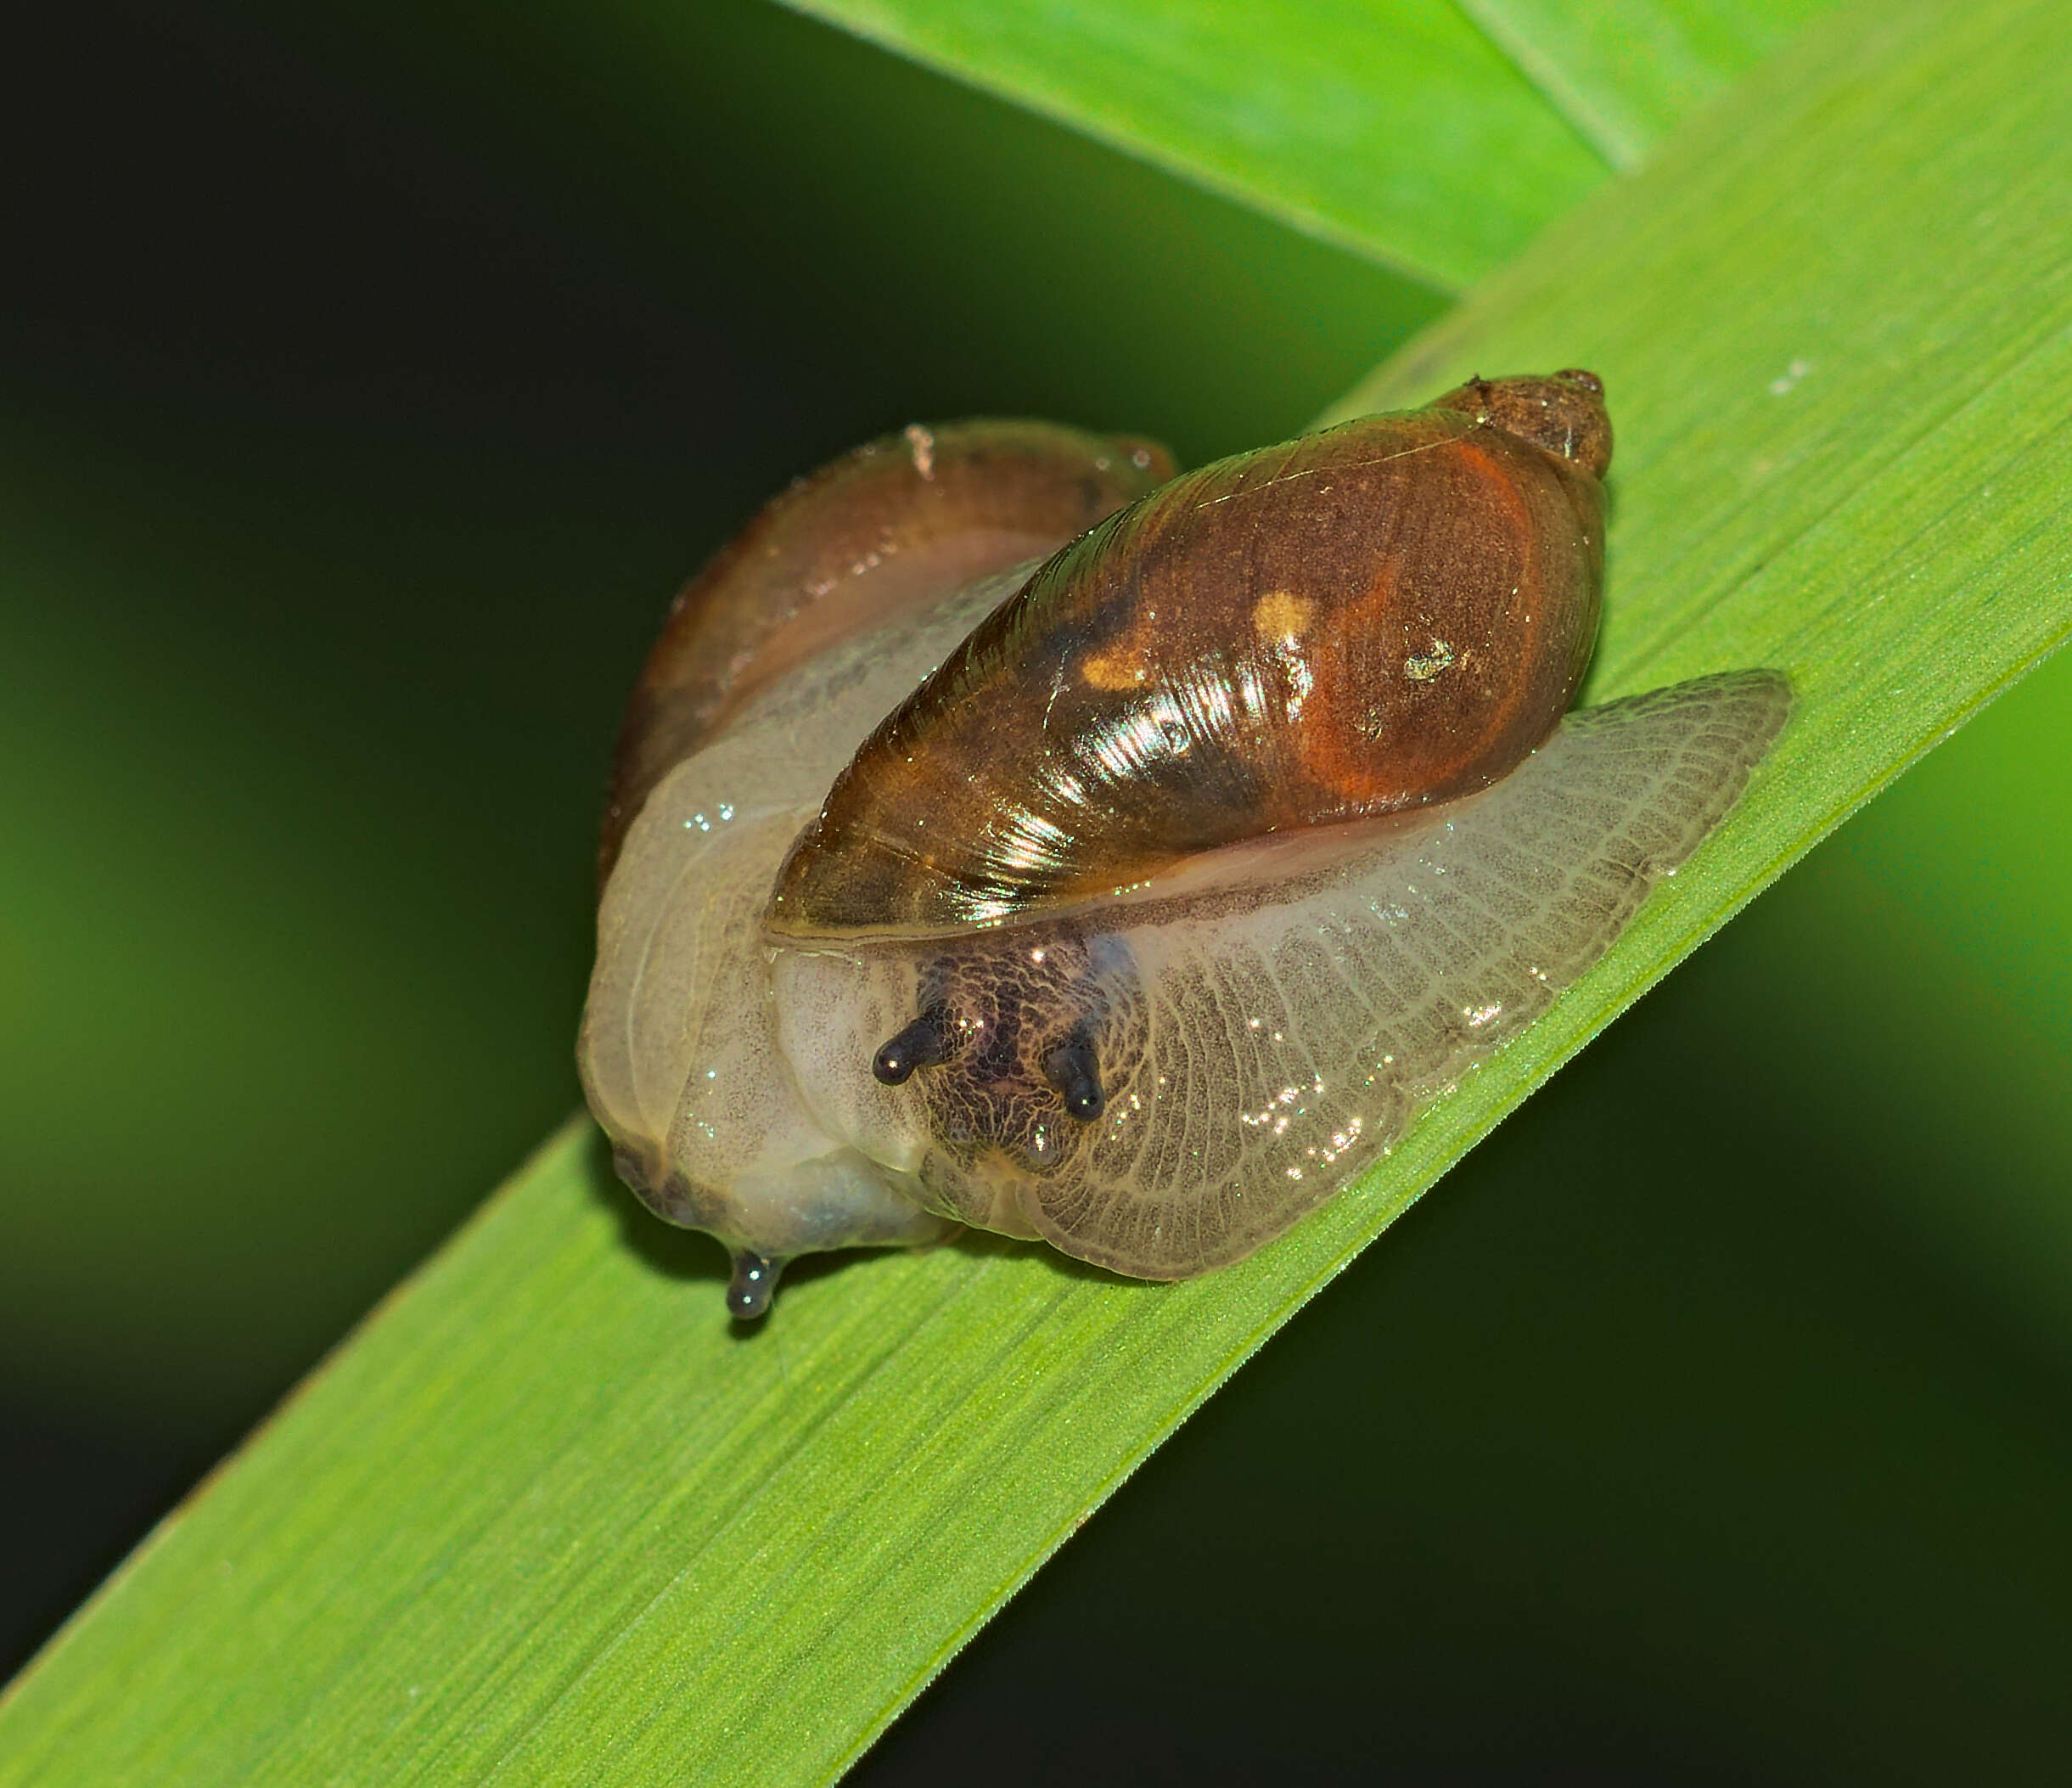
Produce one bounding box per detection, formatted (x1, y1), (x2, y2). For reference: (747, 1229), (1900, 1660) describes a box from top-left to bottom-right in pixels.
(1454, 0), (1831, 166)
(771, 0), (1611, 287)
(7, 0), (2072, 1782)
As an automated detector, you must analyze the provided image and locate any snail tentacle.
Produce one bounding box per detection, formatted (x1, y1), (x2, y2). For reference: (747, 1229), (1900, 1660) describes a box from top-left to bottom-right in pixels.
(725, 1251), (784, 1320)
(1040, 1029), (1106, 1122)
(873, 1007), (954, 1086)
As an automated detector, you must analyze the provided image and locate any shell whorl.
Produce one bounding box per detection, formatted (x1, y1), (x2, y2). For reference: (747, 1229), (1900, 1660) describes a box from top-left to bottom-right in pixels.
(598, 418), (1174, 885)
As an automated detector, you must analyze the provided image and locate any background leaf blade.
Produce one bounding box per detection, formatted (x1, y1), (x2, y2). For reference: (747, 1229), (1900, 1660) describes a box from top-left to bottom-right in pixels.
(1454, 0), (1831, 166)
(770, 0), (1610, 286)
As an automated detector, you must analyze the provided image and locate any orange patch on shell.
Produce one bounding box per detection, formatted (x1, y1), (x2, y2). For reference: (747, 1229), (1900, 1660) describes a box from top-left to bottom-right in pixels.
(1289, 436), (1529, 810)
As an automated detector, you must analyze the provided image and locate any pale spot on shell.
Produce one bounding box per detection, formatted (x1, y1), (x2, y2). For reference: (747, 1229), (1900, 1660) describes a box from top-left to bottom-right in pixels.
(1251, 588), (1316, 646)
(903, 423), (936, 480)
(1405, 638), (1456, 681)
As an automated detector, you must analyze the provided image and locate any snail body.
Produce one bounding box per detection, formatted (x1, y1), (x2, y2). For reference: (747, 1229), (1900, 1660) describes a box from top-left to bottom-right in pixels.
(578, 379), (1788, 1317)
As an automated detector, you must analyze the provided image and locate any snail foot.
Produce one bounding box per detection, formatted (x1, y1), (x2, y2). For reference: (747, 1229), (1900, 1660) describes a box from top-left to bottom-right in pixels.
(1042, 1031), (1106, 1122)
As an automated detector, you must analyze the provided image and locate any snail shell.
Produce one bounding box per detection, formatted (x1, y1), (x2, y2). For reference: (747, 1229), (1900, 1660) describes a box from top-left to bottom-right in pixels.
(578, 378), (1788, 1318)
(598, 419), (1176, 882)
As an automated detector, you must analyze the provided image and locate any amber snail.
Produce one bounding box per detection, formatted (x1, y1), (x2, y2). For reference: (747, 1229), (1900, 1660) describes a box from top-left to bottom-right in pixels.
(578, 374), (1788, 1319)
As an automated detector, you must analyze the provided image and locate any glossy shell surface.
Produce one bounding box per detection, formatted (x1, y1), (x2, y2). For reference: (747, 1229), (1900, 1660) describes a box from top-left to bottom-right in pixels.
(768, 374), (1610, 940)
(599, 418), (1174, 881)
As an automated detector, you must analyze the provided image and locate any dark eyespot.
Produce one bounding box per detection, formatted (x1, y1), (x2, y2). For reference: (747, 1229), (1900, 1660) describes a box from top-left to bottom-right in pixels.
(1042, 1031), (1106, 1122)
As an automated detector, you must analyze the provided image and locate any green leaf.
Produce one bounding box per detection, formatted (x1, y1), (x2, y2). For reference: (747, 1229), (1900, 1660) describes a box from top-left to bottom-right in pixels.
(771, 0), (1829, 284)
(1454, 0), (1831, 167)
(8, 0), (2072, 1781)
(772, 0), (1610, 288)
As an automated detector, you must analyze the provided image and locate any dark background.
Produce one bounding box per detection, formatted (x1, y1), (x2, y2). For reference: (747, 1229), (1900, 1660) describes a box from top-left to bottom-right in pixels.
(4, 3), (2070, 1780)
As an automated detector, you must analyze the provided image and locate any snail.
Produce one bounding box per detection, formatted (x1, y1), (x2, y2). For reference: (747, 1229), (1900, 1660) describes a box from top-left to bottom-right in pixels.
(578, 376), (1788, 1319)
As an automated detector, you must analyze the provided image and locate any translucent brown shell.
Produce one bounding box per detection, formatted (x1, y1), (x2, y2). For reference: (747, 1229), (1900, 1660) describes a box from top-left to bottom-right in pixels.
(598, 418), (1175, 884)
(766, 371), (1613, 941)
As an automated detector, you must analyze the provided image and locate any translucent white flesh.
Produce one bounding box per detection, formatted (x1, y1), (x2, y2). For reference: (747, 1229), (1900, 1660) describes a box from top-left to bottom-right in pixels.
(576, 571), (1029, 1262)
(581, 576), (1786, 1278)
(774, 672), (1788, 1277)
